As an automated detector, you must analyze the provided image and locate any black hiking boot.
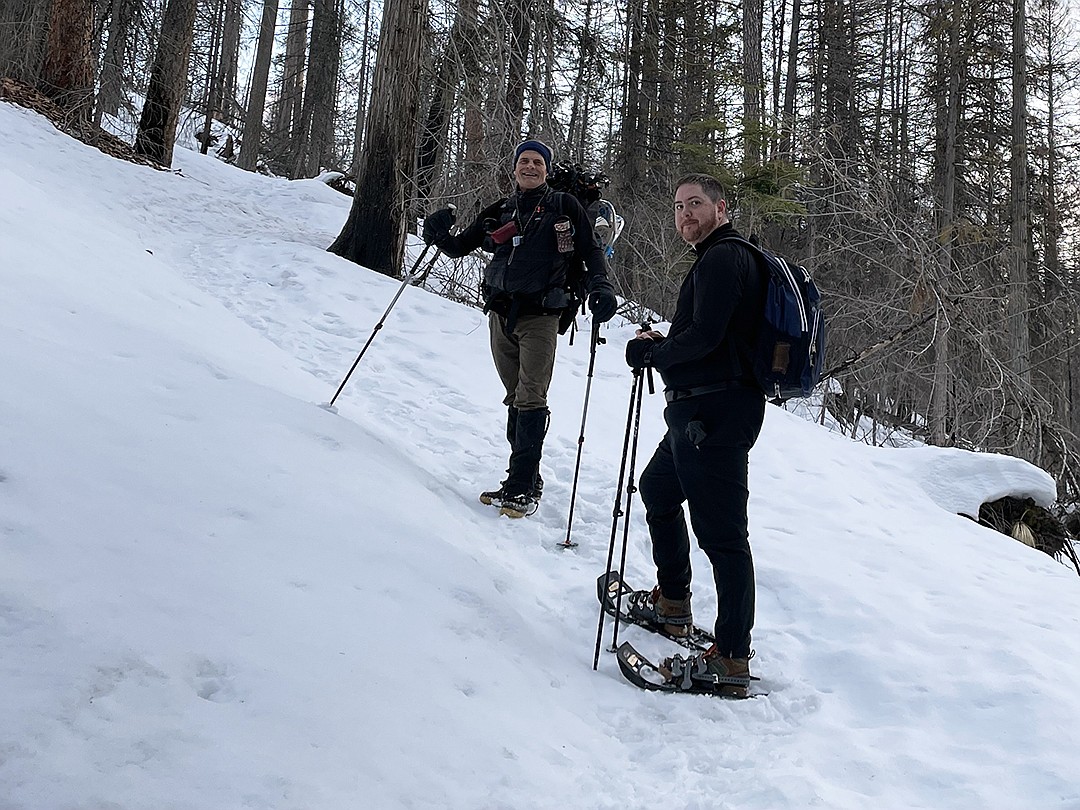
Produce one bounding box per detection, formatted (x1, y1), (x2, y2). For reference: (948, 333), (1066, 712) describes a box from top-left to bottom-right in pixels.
(483, 408), (545, 508)
(480, 475), (541, 507)
(498, 491), (539, 519)
(479, 485), (508, 506)
(502, 408), (548, 501)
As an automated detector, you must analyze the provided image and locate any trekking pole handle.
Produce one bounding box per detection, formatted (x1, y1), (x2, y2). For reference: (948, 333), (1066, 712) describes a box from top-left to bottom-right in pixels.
(589, 318), (606, 347)
(636, 322), (656, 394)
(407, 204), (454, 282)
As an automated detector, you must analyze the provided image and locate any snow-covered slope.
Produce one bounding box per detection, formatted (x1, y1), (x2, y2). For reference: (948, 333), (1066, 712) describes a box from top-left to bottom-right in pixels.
(2, 103), (1078, 809)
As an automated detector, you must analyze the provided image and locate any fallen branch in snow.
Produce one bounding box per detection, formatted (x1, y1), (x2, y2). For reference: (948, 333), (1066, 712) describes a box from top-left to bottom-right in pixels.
(0, 76), (164, 170)
(977, 496), (1079, 575)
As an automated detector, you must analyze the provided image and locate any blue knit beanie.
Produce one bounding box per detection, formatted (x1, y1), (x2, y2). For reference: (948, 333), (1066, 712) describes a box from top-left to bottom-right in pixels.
(514, 139), (553, 170)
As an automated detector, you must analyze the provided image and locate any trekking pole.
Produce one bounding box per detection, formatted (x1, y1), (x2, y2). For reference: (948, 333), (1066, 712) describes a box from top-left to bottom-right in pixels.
(560, 321), (605, 550)
(592, 367), (643, 670)
(415, 242), (444, 287)
(608, 365), (651, 654)
(327, 216), (452, 407)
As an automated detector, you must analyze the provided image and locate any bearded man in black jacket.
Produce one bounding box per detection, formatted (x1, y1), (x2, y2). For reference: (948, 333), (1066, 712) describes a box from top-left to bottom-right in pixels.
(423, 140), (617, 518)
(624, 172), (767, 695)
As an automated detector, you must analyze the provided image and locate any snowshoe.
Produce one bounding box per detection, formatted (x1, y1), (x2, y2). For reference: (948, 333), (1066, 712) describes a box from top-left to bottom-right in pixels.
(596, 571), (715, 651)
(616, 642), (760, 698)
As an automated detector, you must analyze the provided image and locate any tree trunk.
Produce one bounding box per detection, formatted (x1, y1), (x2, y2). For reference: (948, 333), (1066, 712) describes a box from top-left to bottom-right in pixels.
(349, 0), (373, 179)
(525, 0), (555, 138)
(134, 0), (198, 166)
(276, 0), (310, 142)
(237, 0), (278, 171)
(777, 0), (800, 158)
(416, 0), (480, 200)
(97, 0), (136, 120)
(292, 0), (339, 178)
(504, 0), (532, 147)
(929, 0), (964, 446)
(0, 0), (48, 83)
(40, 0), (95, 123)
(742, 0), (764, 168)
(639, 0), (659, 167)
(199, 0), (225, 154)
(566, 0), (596, 162)
(618, 0), (646, 188)
(1008, 0), (1033, 423)
(328, 0), (428, 276)
(219, 0), (242, 125)
(1040, 0), (1070, 440)
(655, 0), (676, 167)
(1071, 310), (1080, 445)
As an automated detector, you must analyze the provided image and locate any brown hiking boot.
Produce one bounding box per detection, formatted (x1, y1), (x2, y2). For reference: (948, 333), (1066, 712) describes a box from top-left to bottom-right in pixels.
(660, 645), (751, 697)
(651, 586), (692, 638)
(705, 650), (751, 697)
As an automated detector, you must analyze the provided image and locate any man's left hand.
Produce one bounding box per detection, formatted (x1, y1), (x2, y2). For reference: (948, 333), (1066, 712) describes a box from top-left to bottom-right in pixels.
(588, 287), (617, 323)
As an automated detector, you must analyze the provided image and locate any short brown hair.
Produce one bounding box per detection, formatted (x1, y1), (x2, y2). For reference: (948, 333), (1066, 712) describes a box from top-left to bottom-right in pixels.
(675, 173), (727, 202)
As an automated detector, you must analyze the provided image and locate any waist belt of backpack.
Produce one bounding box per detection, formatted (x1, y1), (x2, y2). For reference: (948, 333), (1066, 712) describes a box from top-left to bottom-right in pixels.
(664, 381), (754, 403)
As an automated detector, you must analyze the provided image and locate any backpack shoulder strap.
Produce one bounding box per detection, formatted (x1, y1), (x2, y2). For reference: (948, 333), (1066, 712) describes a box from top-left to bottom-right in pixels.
(552, 190), (575, 215)
(709, 234), (764, 259)
(690, 235), (763, 281)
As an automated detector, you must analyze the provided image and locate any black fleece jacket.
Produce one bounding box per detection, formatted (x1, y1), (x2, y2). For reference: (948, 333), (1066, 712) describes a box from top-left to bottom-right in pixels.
(649, 223), (767, 391)
(437, 183), (612, 316)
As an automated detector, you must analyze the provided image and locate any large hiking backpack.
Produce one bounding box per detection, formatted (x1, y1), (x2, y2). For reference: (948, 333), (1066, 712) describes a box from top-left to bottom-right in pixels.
(548, 163), (626, 252)
(548, 163), (623, 259)
(548, 163), (623, 334)
(720, 236), (825, 402)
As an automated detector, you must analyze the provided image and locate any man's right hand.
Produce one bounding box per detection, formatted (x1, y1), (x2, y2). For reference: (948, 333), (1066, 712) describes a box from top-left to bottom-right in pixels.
(625, 337), (656, 369)
(422, 207), (456, 246)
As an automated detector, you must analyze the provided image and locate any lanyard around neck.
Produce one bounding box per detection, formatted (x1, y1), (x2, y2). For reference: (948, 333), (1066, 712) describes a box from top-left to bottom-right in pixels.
(514, 189), (550, 236)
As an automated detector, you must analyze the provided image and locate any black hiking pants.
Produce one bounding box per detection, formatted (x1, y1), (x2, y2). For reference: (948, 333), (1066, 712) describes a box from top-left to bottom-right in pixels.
(639, 387), (766, 659)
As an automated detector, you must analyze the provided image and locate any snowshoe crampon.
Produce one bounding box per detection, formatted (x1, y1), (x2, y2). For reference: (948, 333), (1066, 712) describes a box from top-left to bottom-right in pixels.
(498, 493), (538, 519)
(479, 488), (538, 518)
(479, 487), (506, 506)
(615, 642), (762, 699)
(596, 571), (715, 651)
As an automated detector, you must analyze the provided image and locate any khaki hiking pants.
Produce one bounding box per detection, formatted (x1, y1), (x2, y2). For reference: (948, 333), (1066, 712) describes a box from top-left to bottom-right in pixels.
(488, 312), (560, 411)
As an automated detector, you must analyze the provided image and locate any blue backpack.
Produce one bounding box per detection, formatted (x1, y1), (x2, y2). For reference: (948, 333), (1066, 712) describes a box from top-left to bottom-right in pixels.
(720, 236), (826, 402)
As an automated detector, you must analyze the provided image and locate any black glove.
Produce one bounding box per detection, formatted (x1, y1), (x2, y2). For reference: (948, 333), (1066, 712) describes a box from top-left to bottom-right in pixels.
(588, 285), (617, 323)
(625, 338), (655, 369)
(422, 207), (456, 246)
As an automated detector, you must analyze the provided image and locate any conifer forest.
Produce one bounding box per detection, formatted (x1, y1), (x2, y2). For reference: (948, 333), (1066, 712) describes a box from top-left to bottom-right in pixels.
(3, 0), (1080, 504)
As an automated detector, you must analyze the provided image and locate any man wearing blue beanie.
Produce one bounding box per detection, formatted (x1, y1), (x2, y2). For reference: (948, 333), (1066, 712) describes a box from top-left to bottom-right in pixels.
(514, 139), (553, 170)
(422, 139), (618, 518)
